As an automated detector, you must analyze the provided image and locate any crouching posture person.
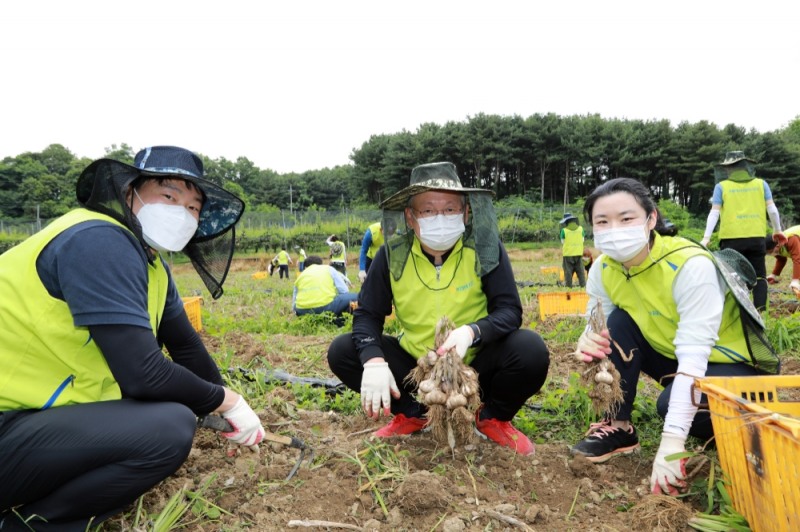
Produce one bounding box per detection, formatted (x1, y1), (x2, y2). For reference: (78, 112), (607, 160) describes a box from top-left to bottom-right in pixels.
(327, 162), (550, 455)
(0, 146), (265, 530)
(570, 177), (778, 494)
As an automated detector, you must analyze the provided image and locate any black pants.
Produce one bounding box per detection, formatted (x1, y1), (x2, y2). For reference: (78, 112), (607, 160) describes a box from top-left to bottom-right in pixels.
(327, 329), (550, 421)
(606, 308), (760, 440)
(720, 237), (768, 311)
(278, 264), (290, 279)
(0, 400), (196, 531)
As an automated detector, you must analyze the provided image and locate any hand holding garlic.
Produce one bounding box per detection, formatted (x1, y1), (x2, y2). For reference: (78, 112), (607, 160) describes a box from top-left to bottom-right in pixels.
(575, 329), (612, 363)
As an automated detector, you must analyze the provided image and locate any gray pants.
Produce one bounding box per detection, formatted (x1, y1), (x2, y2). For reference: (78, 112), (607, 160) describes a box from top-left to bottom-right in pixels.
(562, 255), (586, 288)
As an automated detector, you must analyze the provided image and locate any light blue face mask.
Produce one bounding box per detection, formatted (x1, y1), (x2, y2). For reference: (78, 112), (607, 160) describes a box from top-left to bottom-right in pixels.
(415, 213), (465, 251)
(134, 189), (198, 252)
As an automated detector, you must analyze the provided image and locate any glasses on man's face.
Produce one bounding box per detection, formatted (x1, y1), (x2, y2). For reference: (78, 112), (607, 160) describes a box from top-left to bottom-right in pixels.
(411, 207), (464, 219)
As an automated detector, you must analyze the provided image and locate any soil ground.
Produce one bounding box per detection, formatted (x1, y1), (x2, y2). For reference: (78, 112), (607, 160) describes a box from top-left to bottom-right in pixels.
(101, 256), (800, 532)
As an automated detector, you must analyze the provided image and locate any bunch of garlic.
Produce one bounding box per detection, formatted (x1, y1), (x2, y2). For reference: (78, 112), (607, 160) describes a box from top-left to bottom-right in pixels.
(406, 316), (481, 450)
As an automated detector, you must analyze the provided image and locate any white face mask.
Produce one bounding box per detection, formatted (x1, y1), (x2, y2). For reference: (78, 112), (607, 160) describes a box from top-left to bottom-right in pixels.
(416, 213), (465, 251)
(134, 189), (199, 252)
(594, 219), (650, 263)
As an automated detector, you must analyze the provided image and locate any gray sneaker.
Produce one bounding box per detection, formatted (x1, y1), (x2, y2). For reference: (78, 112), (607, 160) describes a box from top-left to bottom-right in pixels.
(570, 419), (640, 463)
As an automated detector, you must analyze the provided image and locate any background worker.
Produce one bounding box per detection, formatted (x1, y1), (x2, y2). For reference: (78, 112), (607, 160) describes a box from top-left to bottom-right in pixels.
(272, 245), (293, 280)
(326, 234), (347, 276)
(559, 212), (586, 288)
(293, 255), (358, 326)
(766, 225), (800, 297)
(571, 177), (777, 496)
(295, 245), (307, 272)
(582, 248), (594, 274)
(700, 150), (786, 311)
(0, 146), (265, 530)
(327, 162), (550, 456)
(357, 219), (397, 283)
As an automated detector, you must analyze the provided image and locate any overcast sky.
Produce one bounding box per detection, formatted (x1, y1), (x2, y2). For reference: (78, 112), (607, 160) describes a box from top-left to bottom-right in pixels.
(2, 1), (799, 174)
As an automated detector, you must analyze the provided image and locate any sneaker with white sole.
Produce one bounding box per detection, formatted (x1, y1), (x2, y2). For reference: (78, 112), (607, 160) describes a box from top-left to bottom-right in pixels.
(570, 419), (639, 463)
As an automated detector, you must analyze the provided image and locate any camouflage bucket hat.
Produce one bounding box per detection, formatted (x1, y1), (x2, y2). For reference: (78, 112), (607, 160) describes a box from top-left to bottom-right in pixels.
(717, 150), (758, 166)
(380, 162), (493, 210)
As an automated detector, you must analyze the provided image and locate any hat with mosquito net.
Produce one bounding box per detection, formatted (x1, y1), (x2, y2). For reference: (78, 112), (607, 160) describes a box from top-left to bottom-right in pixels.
(713, 150), (757, 183)
(711, 247), (779, 374)
(379, 162), (500, 280)
(76, 146), (244, 299)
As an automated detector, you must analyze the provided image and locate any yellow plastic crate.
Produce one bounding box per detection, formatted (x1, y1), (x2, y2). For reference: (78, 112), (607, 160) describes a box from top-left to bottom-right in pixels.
(539, 265), (560, 276)
(181, 296), (203, 332)
(694, 376), (800, 532)
(536, 291), (588, 320)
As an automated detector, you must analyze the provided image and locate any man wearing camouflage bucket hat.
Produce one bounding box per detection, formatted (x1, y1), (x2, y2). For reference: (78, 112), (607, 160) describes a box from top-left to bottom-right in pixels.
(700, 150), (786, 311)
(0, 146), (265, 529)
(327, 162), (550, 455)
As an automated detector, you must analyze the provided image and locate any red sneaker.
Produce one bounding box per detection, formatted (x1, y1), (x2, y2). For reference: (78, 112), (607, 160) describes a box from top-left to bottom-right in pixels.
(373, 414), (427, 438)
(476, 416), (535, 456)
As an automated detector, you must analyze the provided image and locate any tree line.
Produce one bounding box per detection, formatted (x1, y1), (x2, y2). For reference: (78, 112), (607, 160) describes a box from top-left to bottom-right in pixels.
(2, 113), (799, 225)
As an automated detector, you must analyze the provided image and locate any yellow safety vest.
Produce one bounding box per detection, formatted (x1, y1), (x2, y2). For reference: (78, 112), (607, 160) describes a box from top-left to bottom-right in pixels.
(0, 209), (168, 410)
(390, 238), (487, 364)
(562, 225), (584, 257)
(367, 222), (385, 260)
(599, 234), (753, 365)
(719, 178), (767, 239)
(294, 265), (337, 309)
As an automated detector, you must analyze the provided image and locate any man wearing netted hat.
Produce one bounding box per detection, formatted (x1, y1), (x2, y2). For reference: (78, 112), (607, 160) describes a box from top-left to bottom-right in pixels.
(0, 146), (265, 529)
(559, 212), (586, 288)
(700, 151), (786, 311)
(327, 162), (550, 455)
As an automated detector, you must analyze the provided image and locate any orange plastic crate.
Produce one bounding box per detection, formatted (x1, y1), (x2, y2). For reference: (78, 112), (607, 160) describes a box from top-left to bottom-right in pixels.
(536, 291), (588, 320)
(694, 376), (800, 531)
(181, 296), (203, 332)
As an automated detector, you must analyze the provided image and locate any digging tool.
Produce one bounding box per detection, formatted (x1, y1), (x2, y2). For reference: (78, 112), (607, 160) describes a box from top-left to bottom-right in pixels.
(197, 414), (310, 480)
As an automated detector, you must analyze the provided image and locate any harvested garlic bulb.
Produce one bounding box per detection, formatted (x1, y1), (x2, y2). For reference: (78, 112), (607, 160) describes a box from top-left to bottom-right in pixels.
(594, 369), (614, 384)
(418, 379), (436, 393)
(446, 393), (468, 409)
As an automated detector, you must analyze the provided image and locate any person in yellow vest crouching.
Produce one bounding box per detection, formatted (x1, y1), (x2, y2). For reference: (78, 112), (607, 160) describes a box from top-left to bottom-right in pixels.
(0, 146), (264, 530)
(559, 212), (586, 288)
(293, 255), (357, 326)
(327, 162), (550, 455)
(572, 177), (777, 496)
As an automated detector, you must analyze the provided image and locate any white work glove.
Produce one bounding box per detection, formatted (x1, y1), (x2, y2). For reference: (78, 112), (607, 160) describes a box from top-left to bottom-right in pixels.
(221, 396), (266, 448)
(358, 270), (367, 283)
(436, 325), (474, 359)
(361, 361), (400, 418)
(650, 433), (689, 495)
(574, 329), (611, 363)
(699, 238), (710, 248)
(767, 274), (779, 285)
(791, 279), (800, 297)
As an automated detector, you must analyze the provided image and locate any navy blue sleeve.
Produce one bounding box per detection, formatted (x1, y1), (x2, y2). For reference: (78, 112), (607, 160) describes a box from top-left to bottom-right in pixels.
(90, 323), (225, 415)
(37, 222), (153, 328)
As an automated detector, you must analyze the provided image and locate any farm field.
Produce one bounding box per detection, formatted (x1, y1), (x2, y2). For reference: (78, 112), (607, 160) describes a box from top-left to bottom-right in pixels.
(101, 247), (800, 532)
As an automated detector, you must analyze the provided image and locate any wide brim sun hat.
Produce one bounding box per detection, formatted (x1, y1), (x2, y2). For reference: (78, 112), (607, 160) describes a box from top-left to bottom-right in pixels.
(76, 145), (244, 298)
(379, 162), (493, 211)
(716, 150), (757, 166)
(559, 212), (578, 225)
